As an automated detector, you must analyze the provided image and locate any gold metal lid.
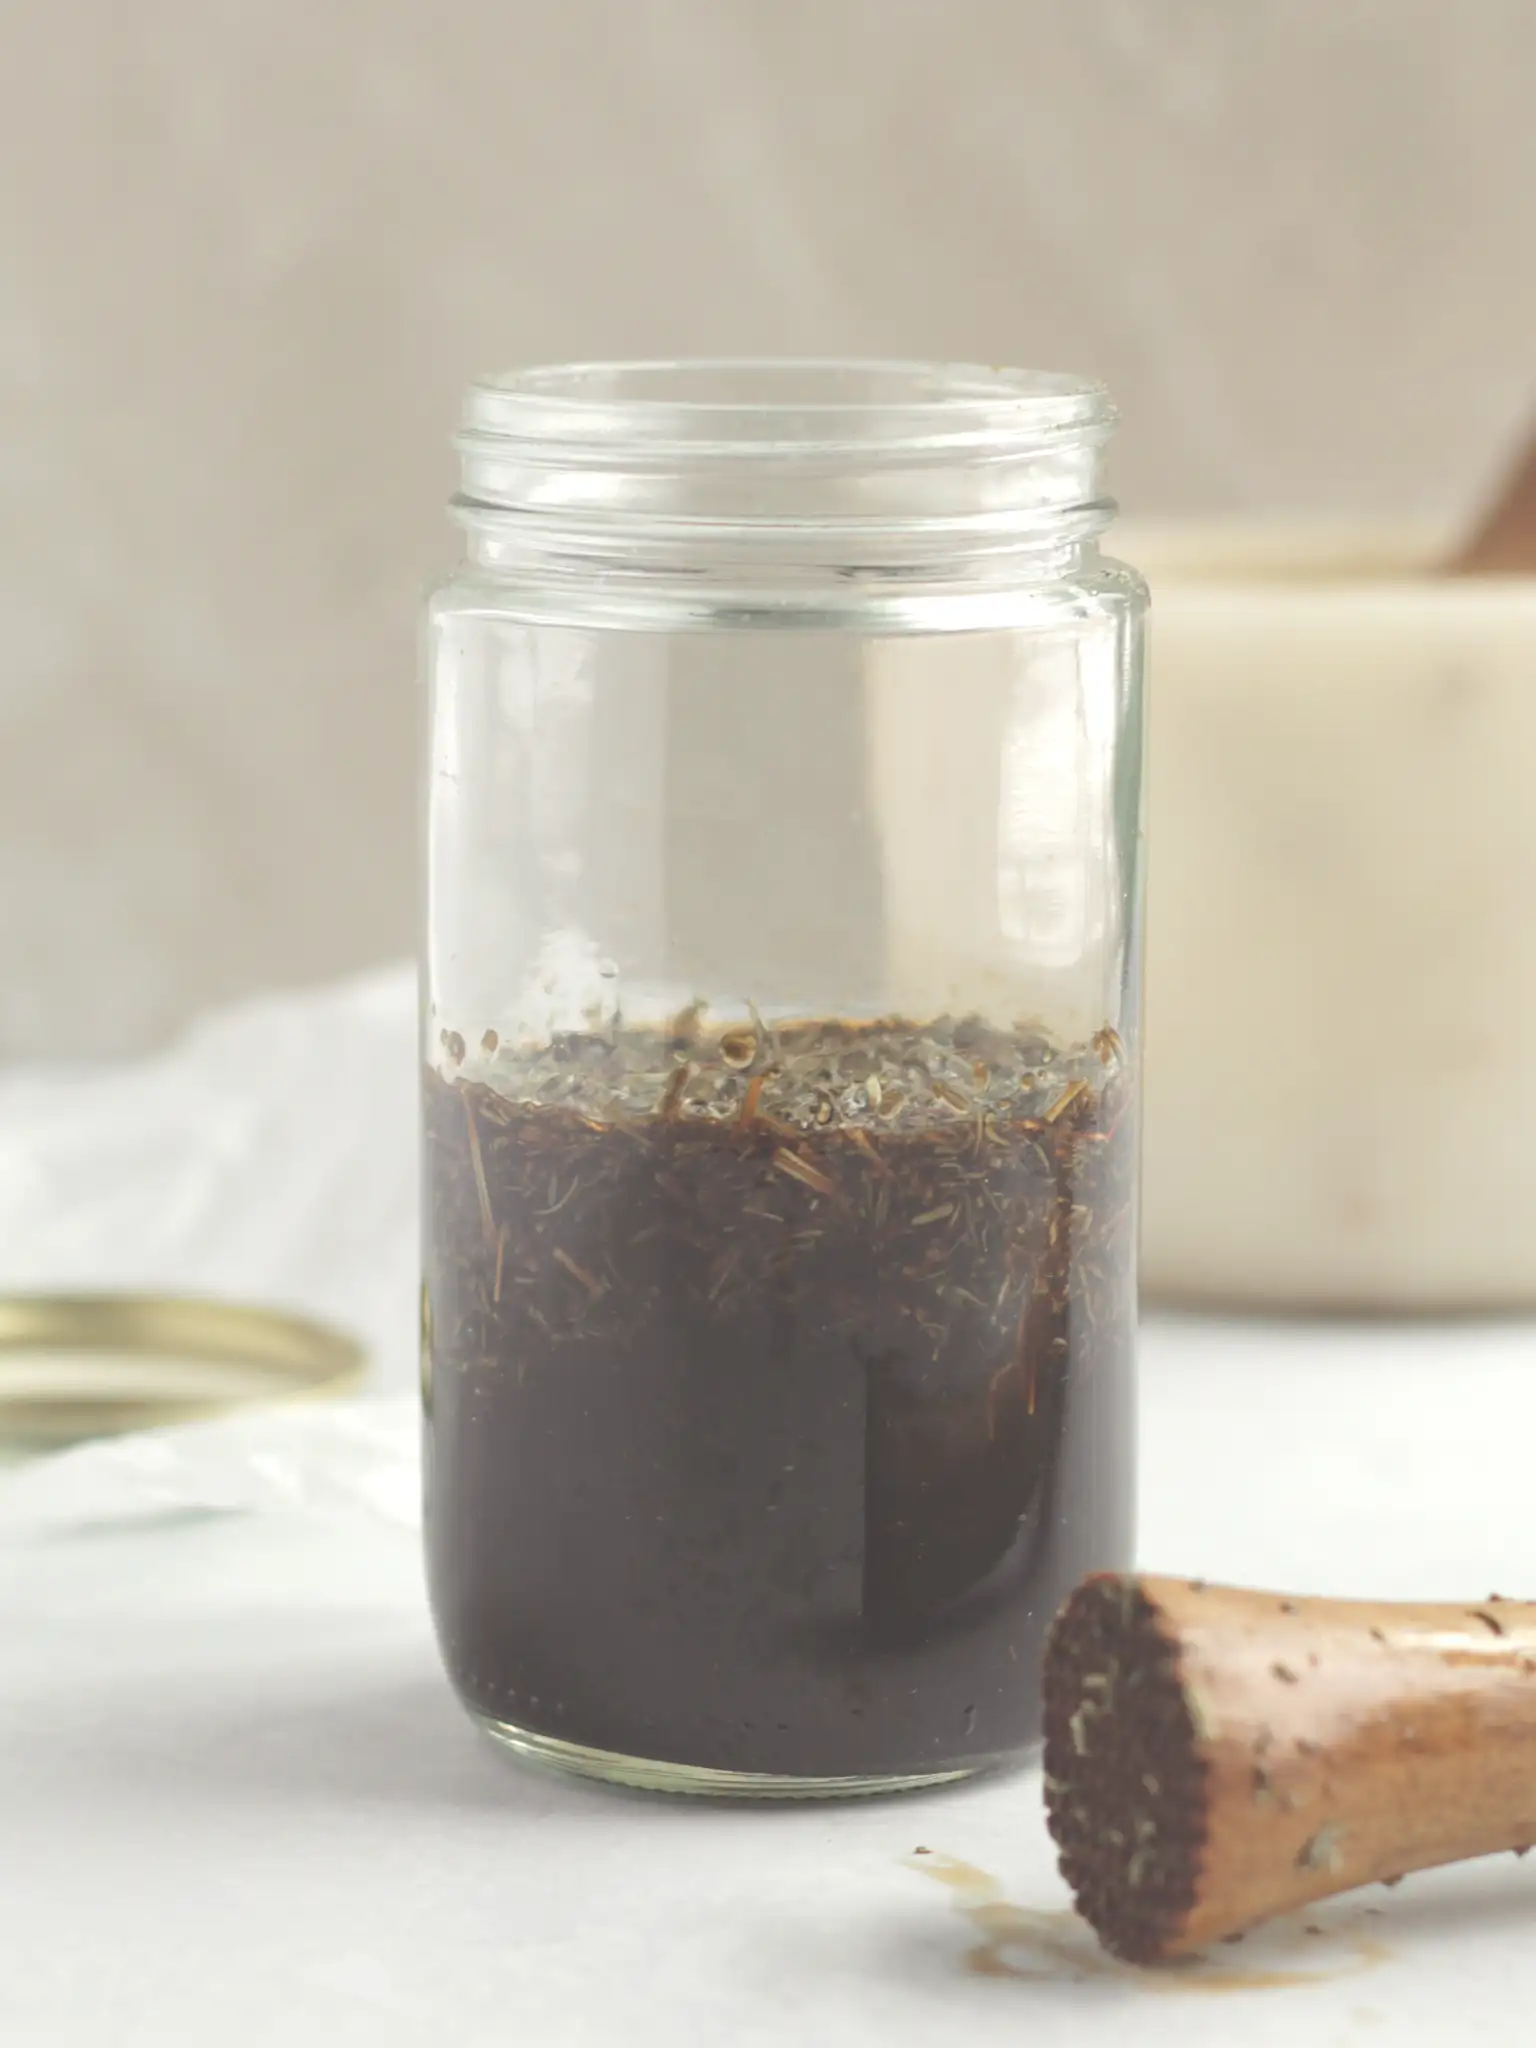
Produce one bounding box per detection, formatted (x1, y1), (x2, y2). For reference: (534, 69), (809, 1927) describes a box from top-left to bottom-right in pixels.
(0, 1293), (368, 1447)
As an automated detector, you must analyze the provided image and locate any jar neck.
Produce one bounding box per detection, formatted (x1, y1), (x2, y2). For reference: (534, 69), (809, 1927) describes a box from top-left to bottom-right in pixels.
(452, 360), (1117, 606)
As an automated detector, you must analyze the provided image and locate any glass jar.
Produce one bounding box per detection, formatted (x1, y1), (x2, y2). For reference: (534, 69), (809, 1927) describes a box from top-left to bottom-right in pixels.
(422, 360), (1145, 1797)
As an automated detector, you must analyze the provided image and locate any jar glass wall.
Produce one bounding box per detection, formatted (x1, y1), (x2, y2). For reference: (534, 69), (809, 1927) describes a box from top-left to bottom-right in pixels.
(422, 361), (1146, 1795)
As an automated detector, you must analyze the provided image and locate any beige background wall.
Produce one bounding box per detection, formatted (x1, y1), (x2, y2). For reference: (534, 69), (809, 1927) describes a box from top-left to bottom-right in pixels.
(3, 0), (1533, 1056)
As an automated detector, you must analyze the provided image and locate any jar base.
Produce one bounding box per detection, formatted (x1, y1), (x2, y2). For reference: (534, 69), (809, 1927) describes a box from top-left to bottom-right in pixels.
(473, 1713), (988, 1800)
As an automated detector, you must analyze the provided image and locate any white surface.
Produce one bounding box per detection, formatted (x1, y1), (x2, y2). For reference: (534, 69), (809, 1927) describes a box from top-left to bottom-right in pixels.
(5, 972), (1536, 2042)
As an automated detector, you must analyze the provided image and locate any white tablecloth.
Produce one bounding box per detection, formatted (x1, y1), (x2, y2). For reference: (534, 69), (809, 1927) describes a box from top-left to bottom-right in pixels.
(4, 970), (1535, 2044)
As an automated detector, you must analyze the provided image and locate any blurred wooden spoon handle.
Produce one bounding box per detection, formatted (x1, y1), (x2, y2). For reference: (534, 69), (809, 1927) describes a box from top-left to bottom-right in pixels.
(1447, 426), (1536, 575)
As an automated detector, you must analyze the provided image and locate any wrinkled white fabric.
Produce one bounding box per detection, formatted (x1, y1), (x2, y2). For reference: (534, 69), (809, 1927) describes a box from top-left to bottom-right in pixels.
(0, 965), (421, 1528)
(0, 1393), (419, 1536)
(0, 963), (418, 1379)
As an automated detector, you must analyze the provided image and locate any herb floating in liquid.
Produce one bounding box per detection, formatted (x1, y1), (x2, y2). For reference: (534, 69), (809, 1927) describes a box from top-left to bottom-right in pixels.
(423, 1014), (1134, 1780)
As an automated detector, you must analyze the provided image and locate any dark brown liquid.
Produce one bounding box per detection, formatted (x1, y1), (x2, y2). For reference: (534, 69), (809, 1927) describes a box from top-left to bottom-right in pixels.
(423, 1019), (1135, 1783)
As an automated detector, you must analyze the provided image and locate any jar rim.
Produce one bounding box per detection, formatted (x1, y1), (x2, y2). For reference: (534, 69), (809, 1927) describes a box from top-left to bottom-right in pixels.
(453, 358), (1117, 605)
(460, 357), (1113, 465)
